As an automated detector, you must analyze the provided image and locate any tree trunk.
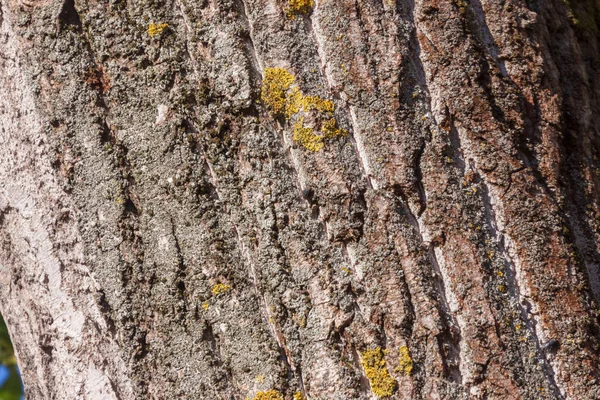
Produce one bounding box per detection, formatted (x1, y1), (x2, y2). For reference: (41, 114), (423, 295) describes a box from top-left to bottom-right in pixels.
(1, 0), (600, 398)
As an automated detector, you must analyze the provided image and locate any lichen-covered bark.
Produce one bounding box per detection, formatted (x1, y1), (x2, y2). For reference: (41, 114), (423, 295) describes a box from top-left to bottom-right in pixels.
(1, 0), (600, 398)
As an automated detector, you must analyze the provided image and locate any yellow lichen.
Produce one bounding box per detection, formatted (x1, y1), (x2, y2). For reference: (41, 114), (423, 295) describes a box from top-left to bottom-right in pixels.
(298, 316), (306, 327)
(286, 0), (314, 18)
(261, 67), (346, 151)
(293, 392), (306, 400)
(285, 87), (304, 118)
(361, 348), (397, 398)
(293, 118), (323, 152)
(302, 95), (335, 114)
(211, 283), (231, 296)
(147, 22), (169, 37)
(321, 118), (348, 138)
(285, 90), (335, 118)
(261, 68), (296, 116)
(202, 301), (209, 310)
(252, 389), (284, 400)
(396, 346), (413, 376)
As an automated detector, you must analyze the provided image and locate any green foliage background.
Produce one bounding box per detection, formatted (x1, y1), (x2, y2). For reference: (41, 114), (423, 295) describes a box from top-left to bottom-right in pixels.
(0, 315), (23, 400)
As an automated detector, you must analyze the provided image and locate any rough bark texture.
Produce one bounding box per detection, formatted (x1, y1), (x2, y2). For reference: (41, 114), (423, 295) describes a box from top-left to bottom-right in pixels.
(1, 0), (600, 398)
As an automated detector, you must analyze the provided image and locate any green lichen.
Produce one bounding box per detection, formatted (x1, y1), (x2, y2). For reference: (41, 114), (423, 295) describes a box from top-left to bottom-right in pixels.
(286, 0), (314, 18)
(396, 346), (413, 376)
(361, 348), (397, 398)
(252, 390), (284, 400)
(562, 0), (600, 35)
(147, 22), (169, 37)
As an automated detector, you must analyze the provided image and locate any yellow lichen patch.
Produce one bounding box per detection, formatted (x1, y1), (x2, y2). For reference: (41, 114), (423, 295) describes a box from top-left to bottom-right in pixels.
(202, 301), (209, 310)
(293, 392), (306, 400)
(286, 0), (314, 18)
(296, 316), (307, 328)
(293, 118), (323, 152)
(285, 87), (304, 118)
(302, 95), (334, 114)
(396, 346), (413, 376)
(321, 118), (348, 138)
(252, 390), (284, 400)
(261, 68), (296, 116)
(211, 283), (231, 296)
(361, 348), (397, 398)
(285, 90), (334, 119)
(261, 67), (346, 151)
(148, 22), (169, 37)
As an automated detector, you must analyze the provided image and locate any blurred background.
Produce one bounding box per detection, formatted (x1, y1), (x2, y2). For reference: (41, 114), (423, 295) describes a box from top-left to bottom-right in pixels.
(0, 315), (23, 400)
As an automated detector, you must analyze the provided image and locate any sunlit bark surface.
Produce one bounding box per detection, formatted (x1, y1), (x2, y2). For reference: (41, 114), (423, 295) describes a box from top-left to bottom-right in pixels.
(1, 0), (600, 398)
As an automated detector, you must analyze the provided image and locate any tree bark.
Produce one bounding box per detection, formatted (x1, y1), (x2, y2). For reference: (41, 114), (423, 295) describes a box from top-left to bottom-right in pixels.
(1, 0), (600, 398)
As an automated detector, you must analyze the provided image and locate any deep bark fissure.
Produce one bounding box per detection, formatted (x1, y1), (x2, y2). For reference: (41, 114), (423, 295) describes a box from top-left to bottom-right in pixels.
(406, 6), (470, 387)
(479, 178), (563, 398)
(170, 217), (188, 323)
(309, 2), (375, 190)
